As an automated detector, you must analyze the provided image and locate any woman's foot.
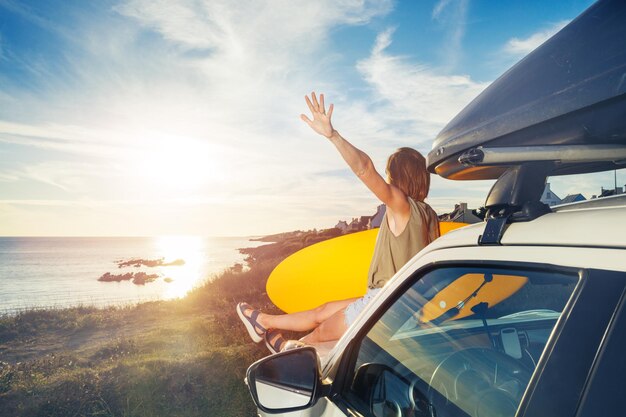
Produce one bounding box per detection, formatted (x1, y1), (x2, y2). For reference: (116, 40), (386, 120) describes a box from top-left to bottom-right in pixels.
(264, 329), (287, 354)
(236, 302), (266, 343)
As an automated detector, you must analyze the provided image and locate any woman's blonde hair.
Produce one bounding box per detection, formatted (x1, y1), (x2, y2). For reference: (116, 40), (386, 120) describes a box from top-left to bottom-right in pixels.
(386, 147), (430, 201)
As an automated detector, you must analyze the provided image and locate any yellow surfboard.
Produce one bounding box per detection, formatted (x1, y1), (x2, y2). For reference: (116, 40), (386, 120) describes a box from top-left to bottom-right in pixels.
(419, 273), (528, 323)
(267, 222), (468, 313)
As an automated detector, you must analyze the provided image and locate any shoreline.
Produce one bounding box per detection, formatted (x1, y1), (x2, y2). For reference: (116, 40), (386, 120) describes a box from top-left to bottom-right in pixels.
(0, 227), (343, 416)
(0, 228), (347, 317)
(0, 236), (261, 316)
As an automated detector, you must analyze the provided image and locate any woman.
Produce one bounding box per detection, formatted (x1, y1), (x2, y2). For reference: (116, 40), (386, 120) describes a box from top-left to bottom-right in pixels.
(237, 92), (439, 353)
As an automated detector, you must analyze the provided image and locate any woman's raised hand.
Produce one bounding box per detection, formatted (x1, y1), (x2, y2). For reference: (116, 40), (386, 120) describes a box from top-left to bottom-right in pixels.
(301, 92), (335, 138)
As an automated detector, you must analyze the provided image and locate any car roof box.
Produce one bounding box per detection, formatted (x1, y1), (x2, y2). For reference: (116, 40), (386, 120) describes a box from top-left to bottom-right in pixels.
(427, 0), (626, 181)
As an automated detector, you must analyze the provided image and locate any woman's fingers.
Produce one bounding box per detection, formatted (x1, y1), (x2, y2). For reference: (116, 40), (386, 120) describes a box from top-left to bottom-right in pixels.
(311, 91), (320, 110)
(300, 114), (313, 126)
(305, 95), (315, 114)
(327, 103), (333, 119)
(305, 92), (331, 119)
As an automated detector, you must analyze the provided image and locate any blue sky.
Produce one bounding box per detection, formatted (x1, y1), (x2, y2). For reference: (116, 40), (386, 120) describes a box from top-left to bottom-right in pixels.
(2, 0), (618, 236)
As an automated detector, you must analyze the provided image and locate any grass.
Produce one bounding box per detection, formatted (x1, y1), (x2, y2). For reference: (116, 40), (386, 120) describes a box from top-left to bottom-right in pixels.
(0, 228), (342, 417)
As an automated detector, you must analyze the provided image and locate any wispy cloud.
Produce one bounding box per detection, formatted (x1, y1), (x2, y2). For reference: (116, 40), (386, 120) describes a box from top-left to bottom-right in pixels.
(355, 28), (488, 142)
(0, 0), (395, 179)
(348, 28), (492, 211)
(0, 172), (18, 182)
(3, 1), (592, 237)
(0, 0), (67, 36)
(431, 0), (469, 70)
(0, 0), (401, 235)
(503, 20), (569, 58)
(432, 0), (452, 19)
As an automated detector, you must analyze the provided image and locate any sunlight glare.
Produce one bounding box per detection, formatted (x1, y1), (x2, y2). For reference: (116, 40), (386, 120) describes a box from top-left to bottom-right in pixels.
(136, 135), (221, 190)
(155, 235), (206, 299)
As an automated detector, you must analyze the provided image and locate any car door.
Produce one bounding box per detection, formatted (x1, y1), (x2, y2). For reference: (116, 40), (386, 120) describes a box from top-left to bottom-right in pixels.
(572, 282), (626, 417)
(313, 263), (625, 417)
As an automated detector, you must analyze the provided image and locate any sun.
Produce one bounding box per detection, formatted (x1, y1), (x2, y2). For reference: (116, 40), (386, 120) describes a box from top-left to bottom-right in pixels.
(135, 134), (222, 190)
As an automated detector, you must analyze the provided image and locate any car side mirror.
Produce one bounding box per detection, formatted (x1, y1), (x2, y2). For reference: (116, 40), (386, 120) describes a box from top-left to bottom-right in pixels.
(246, 346), (323, 414)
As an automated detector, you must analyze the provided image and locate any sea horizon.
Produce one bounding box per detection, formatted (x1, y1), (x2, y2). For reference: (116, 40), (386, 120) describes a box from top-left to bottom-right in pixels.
(0, 236), (266, 315)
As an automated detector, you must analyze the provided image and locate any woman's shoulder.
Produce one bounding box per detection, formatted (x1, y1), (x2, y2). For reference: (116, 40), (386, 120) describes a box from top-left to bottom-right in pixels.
(408, 197), (434, 211)
(408, 198), (439, 220)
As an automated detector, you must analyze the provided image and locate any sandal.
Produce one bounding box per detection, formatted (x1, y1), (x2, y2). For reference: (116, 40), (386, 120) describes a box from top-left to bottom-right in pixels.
(236, 302), (266, 343)
(264, 329), (287, 354)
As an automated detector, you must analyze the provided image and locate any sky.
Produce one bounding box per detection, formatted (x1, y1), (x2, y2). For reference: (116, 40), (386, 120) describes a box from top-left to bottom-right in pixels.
(1, 0), (619, 237)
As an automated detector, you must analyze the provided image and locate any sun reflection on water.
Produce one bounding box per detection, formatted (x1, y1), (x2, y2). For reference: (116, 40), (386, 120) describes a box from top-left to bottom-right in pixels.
(155, 235), (206, 299)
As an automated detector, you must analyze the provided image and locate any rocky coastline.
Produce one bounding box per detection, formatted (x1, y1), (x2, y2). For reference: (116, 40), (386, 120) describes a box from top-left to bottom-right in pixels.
(98, 257), (184, 286)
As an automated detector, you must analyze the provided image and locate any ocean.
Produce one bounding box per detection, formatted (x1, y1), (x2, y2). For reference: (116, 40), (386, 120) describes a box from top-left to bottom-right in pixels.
(0, 236), (264, 315)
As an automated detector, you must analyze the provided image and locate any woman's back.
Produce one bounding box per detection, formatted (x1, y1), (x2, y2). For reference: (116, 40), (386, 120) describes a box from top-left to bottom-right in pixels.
(368, 199), (439, 289)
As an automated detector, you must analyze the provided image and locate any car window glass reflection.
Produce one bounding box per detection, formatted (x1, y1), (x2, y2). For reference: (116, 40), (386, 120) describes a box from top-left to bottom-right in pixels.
(346, 266), (578, 417)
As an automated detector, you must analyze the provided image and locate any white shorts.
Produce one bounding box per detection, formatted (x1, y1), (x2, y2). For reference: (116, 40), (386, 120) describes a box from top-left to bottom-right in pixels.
(344, 288), (382, 327)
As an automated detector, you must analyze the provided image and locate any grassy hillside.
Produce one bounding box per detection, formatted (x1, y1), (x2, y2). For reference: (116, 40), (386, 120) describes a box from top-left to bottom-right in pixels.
(0, 228), (342, 417)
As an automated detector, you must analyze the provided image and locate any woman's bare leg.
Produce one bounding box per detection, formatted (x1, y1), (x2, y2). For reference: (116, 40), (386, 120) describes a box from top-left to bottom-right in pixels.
(300, 308), (348, 343)
(253, 298), (358, 332)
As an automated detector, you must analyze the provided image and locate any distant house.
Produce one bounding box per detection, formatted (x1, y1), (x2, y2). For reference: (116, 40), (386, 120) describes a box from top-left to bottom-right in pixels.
(560, 194), (586, 204)
(438, 202), (482, 224)
(540, 183), (562, 207)
(334, 220), (348, 232)
(347, 218), (362, 232)
(369, 204), (386, 229)
(336, 209), (379, 233)
(598, 186), (624, 198)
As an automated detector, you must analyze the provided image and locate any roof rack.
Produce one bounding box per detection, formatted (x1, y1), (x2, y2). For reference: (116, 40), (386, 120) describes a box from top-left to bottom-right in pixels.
(459, 145), (626, 167)
(467, 144), (626, 245)
(478, 162), (553, 245)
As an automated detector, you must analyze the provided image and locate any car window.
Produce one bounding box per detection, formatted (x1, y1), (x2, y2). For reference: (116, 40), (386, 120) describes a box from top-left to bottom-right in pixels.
(343, 265), (578, 417)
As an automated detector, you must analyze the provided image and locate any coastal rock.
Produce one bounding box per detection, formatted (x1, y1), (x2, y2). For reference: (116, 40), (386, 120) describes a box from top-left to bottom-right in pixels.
(98, 272), (159, 285)
(116, 258), (185, 268)
(131, 272), (159, 285)
(98, 272), (134, 282)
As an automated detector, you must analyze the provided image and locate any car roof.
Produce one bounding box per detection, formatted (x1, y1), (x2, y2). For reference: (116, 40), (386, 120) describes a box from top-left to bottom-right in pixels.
(424, 195), (626, 252)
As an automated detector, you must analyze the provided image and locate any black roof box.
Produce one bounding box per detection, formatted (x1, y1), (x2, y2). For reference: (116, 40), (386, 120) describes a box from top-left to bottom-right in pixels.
(427, 0), (626, 181)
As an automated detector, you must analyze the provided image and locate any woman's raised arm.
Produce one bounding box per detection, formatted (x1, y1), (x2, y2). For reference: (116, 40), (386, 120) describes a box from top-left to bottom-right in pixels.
(300, 92), (409, 215)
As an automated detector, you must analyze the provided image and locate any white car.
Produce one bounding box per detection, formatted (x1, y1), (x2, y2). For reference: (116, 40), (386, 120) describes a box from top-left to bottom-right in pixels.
(246, 194), (626, 417)
(246, 1), (626, 416)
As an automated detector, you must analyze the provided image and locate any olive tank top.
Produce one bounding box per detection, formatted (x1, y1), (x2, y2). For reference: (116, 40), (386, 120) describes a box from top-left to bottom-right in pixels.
(367, 198), (440, 289)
